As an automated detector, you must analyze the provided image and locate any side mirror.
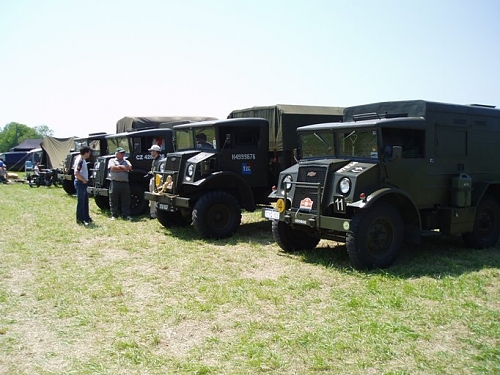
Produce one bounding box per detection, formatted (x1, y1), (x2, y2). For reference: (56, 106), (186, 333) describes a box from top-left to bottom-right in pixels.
(225, 134), (231, 145)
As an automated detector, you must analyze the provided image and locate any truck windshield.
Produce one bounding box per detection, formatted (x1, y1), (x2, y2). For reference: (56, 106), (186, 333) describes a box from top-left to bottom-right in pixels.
(300, 131), (335, 158)
(338, 129), (378, 158)
(108, 137), (130, 154)
(175, 128), (216, 150)
(300, 128), (379, 159)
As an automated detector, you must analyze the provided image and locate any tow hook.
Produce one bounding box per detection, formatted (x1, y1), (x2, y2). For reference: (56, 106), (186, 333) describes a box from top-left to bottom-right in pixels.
(308, 217), (316, 228)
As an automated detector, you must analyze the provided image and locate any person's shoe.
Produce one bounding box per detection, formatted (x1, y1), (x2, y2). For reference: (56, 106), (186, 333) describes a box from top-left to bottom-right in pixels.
(125, 216), (133, 221)
(87, 218), (93, 223)
(82, 221), (90, 227)
(110, 216), (116, 221)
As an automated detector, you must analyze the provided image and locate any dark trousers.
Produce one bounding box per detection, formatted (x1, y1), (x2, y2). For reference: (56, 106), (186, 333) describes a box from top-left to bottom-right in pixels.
(109, 180), (131, 217)
(74, 180), (90, 222)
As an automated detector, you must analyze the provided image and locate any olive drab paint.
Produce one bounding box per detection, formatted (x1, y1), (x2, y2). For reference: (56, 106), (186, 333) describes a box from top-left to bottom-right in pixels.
(264, 100), (500, 270)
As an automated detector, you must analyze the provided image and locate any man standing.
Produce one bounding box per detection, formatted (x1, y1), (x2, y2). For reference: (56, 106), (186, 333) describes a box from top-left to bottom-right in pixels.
(108, 147), (133, 220)
(147, 144), (162, 219)
(74, 146), (92, 225)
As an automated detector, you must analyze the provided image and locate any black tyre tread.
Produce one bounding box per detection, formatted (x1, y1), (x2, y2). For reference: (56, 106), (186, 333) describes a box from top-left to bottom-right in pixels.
(271, 220), (320, 252)
(462, 195), (500, 248)
(130, 183), (149, 216)
(192, 191), (241, 239)
(94, 195), (110, 210)
(346, 202), (403, 270)
(62, 179), (76, 195)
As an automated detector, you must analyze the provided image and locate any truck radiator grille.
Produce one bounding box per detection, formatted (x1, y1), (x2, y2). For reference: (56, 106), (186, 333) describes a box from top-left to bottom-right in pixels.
(291, 166), (327, 211)
(94, 158), (108, 187)
(64, 154), (72, 171)
(165, 156), (181, 172)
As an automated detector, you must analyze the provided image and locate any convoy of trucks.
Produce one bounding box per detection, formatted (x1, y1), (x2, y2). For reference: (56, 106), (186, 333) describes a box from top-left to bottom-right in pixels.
(7, 99), (500, 269)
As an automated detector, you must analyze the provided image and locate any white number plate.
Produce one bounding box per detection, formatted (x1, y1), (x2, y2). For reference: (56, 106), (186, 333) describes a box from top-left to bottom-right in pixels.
(264, 209), (280, 220)
(158, 203), (170, 211)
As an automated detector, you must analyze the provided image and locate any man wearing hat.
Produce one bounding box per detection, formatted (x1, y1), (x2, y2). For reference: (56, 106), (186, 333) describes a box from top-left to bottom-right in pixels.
(147, 144), (162, 219)
(108, 147), (133, 220)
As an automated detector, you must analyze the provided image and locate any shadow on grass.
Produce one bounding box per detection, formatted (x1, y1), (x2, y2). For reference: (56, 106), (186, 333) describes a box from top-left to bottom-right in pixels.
(157, 213), (500, 278)
(161, 218), (275, 246)
(296, 234), (500, 279)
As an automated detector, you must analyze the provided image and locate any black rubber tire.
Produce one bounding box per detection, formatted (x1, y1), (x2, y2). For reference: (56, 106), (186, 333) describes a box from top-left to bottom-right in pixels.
(271, 220), (320, 252)
(156, 208), (191, 228)
(192, 191), (241, 239)
(346, 202), (403, 270)
(94, 195), (110, 210)
(462, 195), (500, 248)
(62, 179), (76, 195)
(130, 183), (149, 216)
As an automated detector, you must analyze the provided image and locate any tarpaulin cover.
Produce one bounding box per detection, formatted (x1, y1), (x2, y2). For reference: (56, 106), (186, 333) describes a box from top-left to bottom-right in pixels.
(40, 136), (76, 169)
(116, 116), (218, 133)
(228, 104), (344, 151)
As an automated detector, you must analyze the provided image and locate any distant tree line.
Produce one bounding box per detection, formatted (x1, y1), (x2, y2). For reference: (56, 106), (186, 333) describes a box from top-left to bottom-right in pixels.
(0, 122), (54, 152)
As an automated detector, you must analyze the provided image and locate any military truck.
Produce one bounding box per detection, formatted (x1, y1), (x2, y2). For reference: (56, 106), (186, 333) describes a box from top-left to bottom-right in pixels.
(59, 132), (109, 195)
(263, 100), (500, 269)
(87, 116), (217, 215)
(88, 127), (180, 216)
(145, 104), (344, 238)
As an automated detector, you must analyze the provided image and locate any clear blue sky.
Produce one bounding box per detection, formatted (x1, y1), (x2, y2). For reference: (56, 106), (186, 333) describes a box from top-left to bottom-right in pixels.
(1, 0), (499, 138)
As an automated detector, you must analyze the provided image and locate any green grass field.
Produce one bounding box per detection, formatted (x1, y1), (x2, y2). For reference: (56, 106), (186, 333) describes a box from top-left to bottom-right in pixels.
(0, 181), (499, 374)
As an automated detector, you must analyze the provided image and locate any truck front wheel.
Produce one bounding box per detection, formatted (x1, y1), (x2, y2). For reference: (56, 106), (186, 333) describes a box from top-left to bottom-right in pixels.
(94, 195), (110, 210)
(347, 202), (403, 269)
(272, 220), (320, 252)
(462, 195), (500, 248)
(192, 191), (241, 239)
(130, 183), (149, 216)
(62, 179), (76, 195)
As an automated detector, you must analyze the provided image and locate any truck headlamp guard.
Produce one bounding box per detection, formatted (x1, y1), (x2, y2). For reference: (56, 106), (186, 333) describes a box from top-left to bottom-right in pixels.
(281, 174), (293, 194)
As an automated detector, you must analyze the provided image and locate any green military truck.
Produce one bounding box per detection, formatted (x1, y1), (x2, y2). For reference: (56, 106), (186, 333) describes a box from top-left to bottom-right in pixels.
(88, 116), (216, 216)
(59, 132), (109, 195)
(88, 127), (175, 216)
(263, 100), (500, 269)
(145, 105), (344, 238)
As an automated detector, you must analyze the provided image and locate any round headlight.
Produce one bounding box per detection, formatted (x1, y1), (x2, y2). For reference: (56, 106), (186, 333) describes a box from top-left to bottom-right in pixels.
(281, 174), (293, 193)
(187, 164), (195, 177)
(339, 177), (351, 194)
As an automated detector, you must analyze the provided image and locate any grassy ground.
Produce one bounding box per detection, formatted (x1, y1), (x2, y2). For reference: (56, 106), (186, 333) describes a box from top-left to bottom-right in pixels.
(0, 181), (499, 374)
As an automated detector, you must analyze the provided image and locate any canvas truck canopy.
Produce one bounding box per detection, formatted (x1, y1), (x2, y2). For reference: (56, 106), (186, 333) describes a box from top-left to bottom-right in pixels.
(227, 104), (344, 151)
(40, 136), (76, 169)
(343, 100), (500, 123)
(116, 116), (218, 133)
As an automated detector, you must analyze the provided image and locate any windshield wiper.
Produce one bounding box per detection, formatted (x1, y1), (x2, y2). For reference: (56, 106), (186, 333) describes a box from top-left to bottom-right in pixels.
(313, 132), (330, 148)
